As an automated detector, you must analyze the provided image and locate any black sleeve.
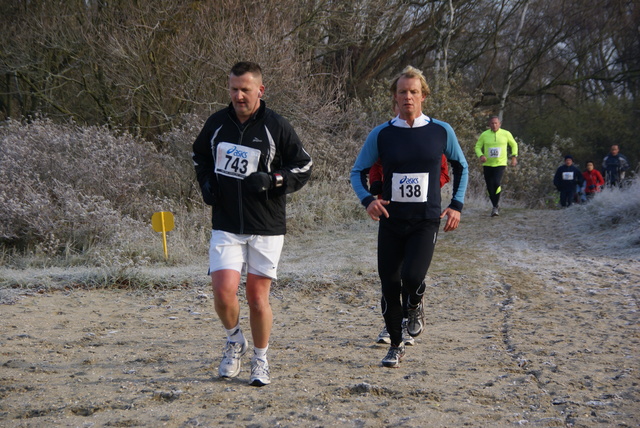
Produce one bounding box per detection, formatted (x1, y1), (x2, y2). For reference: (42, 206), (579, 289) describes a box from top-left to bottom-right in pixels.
(269, 115), (313, 195)
(192, 115), (217, 203)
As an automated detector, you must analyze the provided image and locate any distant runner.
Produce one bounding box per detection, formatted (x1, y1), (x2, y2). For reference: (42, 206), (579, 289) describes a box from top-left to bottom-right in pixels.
(602, 144), (630, 187)
(474, 116), (518, 217)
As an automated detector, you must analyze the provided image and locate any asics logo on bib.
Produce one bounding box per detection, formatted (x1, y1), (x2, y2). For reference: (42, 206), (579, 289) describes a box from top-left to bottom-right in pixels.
(400, 176), (420, 185)
(226, 146), (248, 159)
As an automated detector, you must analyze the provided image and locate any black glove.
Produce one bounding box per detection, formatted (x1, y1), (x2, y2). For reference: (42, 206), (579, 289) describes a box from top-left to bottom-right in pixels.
(201, 180), (216, 206)
(245, 172), (273, 192)
(369, 180), (383, 196)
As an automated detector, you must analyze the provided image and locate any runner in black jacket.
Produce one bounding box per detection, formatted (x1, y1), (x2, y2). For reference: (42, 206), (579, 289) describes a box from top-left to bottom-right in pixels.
(192, 100), (312, 235)
(192, 62), (312, 387)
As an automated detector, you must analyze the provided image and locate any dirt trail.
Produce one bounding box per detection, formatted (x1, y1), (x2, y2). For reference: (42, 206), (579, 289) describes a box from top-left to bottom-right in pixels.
(1, 208), (638, 427)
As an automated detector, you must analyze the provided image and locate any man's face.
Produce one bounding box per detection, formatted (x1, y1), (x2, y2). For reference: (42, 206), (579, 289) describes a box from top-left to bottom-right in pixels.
(610, 145), (619, 156)
(393, 76), (425, 120)
(565, 158), (573, 166)
(586, 162), (594, 171)
(229, 72), (264, 122)
(489, 118), (501, 132)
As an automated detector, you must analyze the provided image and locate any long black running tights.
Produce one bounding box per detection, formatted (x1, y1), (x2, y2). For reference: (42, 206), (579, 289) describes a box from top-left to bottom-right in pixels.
(378, 217), (439, 346)
(483, 165), (506, 208)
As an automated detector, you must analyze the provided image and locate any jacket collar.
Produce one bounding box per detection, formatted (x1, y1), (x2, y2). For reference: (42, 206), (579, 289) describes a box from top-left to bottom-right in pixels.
(227, 100), (266, 126)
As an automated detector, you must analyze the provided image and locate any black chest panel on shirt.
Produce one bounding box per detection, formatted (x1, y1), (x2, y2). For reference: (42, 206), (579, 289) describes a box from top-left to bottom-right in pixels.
(377, 122), (447, 219)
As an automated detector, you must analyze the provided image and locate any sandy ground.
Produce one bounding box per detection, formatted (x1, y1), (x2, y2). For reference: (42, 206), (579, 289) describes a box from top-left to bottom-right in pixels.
(1, 207), (639, 427)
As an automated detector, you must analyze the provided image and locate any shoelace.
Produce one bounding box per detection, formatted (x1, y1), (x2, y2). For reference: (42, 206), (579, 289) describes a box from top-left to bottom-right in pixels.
(223, 342), (243, 359)
(385, 347), (403, 360)
(252, 359), (269, 376)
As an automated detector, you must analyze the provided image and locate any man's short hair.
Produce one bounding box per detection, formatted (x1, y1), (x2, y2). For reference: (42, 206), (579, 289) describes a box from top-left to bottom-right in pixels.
(230, 61), (263, 78)
(390, 65), (430, 97)
(488, 115), (500, 122)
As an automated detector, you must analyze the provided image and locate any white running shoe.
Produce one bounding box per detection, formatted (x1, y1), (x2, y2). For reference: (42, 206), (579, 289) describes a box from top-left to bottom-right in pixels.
(249, 358), (271, 386)
(402, 319), (415, 346)
(218, 339), (248, 378)
(377, 323), (414, 345)
(381, 343), (406, 368)
(491, 206), (500, 217)
(376, 326), (391, 344)
(407, 302), (424, 337)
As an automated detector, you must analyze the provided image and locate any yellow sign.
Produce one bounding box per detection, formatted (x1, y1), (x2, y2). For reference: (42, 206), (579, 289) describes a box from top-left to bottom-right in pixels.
(151, 211), (174, 259)
(152, 211), (174, 232)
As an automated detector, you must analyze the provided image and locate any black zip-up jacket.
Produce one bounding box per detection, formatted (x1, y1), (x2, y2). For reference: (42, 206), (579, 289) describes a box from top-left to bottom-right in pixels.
(192, 101), (312, 235)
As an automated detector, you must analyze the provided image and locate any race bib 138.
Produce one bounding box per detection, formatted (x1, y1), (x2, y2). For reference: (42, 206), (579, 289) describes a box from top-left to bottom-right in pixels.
(391, 172), (429, 203)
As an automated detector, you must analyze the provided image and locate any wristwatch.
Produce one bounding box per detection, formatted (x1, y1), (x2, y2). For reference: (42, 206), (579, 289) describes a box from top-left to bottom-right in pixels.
(273, 173), (284, 188)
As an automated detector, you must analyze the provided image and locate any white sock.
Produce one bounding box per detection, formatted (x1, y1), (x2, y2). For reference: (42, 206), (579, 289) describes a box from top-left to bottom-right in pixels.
(225, 324), (244, 343)
(253, 345), (268, 361)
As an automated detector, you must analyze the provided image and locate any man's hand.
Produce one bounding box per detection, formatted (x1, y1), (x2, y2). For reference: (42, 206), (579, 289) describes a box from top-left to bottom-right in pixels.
(366, 199), (390, 221)
(201, 180), (216, 206)
(440, 207), (460, 232)
(479, 155), (487, 163)
(245, 172), (272, 192)
(510, 156), (518, 167)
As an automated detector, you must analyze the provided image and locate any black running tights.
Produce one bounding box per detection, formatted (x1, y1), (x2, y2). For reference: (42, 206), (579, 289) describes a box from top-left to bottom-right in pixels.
(483, 165), (506, 208)
(378, 218), (439, 346)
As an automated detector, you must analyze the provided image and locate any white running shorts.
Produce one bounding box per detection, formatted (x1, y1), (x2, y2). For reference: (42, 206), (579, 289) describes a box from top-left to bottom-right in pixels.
(209, 230), (284, 279)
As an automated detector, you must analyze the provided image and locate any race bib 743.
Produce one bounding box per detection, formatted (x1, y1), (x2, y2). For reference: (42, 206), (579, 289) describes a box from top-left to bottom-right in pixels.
(215, 142), (261, 179)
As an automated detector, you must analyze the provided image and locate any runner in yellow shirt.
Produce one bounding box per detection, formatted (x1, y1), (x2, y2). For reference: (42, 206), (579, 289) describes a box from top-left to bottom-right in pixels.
(474, 116), (518, 216)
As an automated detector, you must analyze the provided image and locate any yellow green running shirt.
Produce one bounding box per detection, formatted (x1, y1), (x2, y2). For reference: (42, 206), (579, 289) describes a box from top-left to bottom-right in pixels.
(474, 128), (518, 167)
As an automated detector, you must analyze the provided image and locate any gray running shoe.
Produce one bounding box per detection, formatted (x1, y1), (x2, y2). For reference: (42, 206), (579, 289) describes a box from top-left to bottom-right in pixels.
(249, 358), (271, 386)
(218, 339), (248, 378)
(381, 343), (406, 368)
(376, 326), (391, 344)
(491, 206), (500, 217)
(402, 319), (415, 346)
(407, 302), (424, 337)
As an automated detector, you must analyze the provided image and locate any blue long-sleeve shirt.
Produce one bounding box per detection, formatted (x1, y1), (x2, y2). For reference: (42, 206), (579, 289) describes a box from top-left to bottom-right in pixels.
(350, 114), (468, 219)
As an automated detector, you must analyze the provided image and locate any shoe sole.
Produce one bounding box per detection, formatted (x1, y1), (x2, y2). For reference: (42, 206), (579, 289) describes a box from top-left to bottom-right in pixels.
(408, 327), (423, 337)
(376, 337), (391, 344)
(407, 320), (424, 336)
(249, 378), (271, 387)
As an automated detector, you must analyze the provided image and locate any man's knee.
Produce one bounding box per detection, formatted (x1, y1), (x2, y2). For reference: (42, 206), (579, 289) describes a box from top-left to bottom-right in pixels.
(211, 270), (241, 303)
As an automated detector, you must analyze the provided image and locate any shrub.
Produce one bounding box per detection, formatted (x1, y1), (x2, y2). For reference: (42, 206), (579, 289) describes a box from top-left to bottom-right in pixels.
(0, 117), (173, 261)
(501, 136), (565, 208)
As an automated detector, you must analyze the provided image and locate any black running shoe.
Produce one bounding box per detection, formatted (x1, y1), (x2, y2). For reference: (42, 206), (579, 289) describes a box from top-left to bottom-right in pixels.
(382, 343), (406, 368)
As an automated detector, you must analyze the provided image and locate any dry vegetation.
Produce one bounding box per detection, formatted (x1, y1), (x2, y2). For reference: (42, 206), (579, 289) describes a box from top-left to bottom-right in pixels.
(0, 0), (637, 277)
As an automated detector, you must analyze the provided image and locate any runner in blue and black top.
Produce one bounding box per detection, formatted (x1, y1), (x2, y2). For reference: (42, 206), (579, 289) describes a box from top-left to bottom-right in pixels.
(350, 66), (468, 368)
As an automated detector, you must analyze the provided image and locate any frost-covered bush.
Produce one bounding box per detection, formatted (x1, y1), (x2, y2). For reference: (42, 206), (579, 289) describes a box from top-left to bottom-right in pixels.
(0, 117), (184, 261)
(570, 177), (640, 255)
(501, 136), (565, 208)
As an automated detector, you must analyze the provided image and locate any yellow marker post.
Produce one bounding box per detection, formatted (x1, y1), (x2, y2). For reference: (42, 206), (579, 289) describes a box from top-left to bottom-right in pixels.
(151, 211), (175, 260)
